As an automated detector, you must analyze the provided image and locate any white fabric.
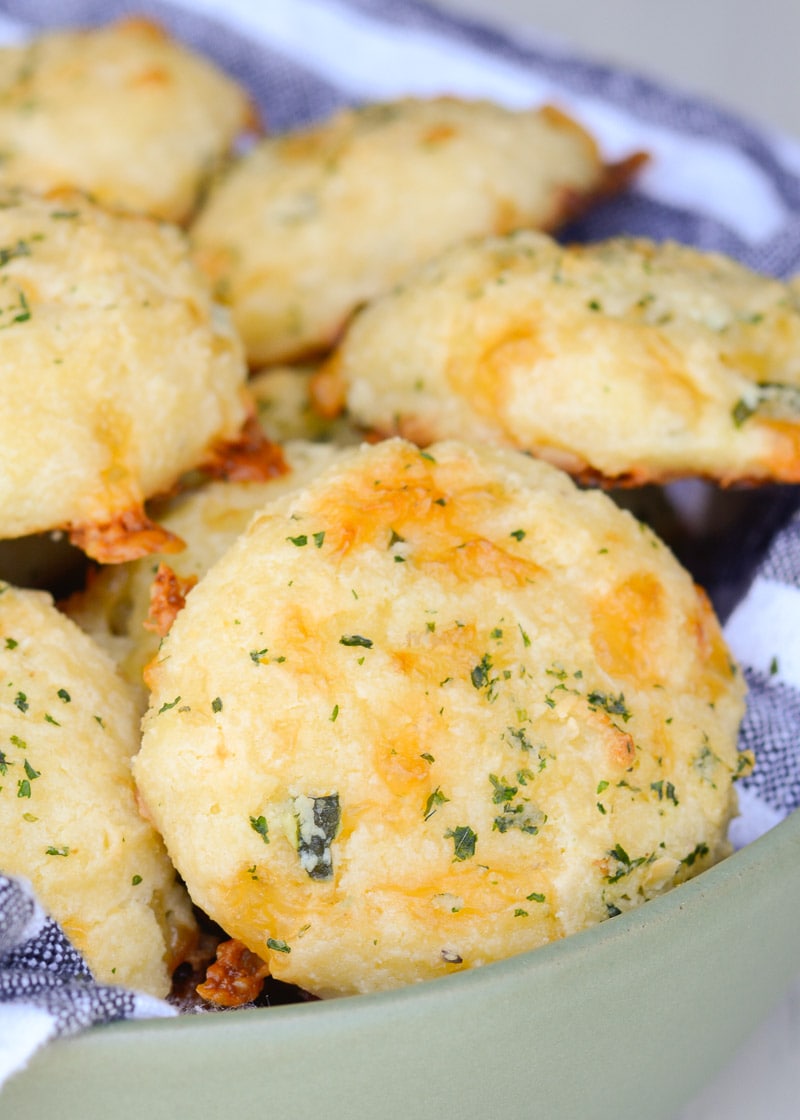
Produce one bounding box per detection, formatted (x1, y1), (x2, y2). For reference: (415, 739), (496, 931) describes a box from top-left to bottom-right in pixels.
(178, 0), (793, 241)
(0, 1003), (55, 1085)
(726, 578), (800, 690)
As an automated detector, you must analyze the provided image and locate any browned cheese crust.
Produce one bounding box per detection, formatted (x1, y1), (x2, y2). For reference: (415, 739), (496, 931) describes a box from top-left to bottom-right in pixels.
(315, 231), (800, 485)
(134, 439), (748, 998)
(191, 97), (642, 365)
(64, 442), (350, 708)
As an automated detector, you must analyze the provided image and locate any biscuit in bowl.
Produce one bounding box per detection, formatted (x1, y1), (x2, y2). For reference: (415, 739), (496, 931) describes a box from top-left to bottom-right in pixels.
(191, 97), (644, 365)
(134, 438), (748, 998)
(0, 582), (196, 997)
(0, 189), (268, 562)
(314, 231), (800, 485)
(0, 18), (255, 223)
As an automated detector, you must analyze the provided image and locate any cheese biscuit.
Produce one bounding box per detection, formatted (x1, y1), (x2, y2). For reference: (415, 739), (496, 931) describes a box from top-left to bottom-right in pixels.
(192, 98), (642, 364)
(134, 439), (747, 997)
(0, 189), (257, 562)
(0, 583), (196, 996)
(0, 18), (255, 223)
(315, 231), (800, 485)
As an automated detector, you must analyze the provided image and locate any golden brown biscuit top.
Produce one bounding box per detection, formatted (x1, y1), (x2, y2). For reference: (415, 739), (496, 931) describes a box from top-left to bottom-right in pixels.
(0, 18), (254, 222)
(0, 189), (249, 555)
(191, 97), (630, 364)
(323, 231), (800, 484)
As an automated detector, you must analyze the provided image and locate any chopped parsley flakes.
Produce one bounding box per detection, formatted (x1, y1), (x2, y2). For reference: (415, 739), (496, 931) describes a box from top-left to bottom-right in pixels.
(423, 786), (449, 820)
(445, 825), (477, 861)
(294, 793), (340, 880)
(470, 653), (493, 690)
(650, 779), (678, 804)
(605, 843), (650, 883)
(249, 814), (270, 844)
(587, 690), (631, 722)
(339, 634), (373, 649)
(681, 842), (709, 867)
(0, 239), (32, 268)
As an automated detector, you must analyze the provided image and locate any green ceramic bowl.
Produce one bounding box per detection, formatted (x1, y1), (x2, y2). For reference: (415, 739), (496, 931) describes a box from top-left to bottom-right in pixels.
(5, 808), (799, 1120)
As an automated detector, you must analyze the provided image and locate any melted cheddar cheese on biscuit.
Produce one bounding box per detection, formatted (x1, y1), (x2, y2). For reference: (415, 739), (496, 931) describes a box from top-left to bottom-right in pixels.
(316, 231), (800, 484)
(191, 97), (640, 365)
(134, 439), (747, 998)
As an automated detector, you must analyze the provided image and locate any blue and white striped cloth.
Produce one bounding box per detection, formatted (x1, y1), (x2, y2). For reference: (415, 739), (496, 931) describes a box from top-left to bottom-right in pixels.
(0, 875), (173, 1087)
(1, 0), (799, 1088)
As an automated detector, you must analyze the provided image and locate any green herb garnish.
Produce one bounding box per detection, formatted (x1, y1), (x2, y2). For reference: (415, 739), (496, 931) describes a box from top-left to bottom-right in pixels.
(339, 634), (373, 648)
(249, 815), (270, 844)
(587, 690), (631, 722)
(423, 786), (449, 820)
(470, 653), (493, 690)
(294, 793), (340, 880)
(445, 825), (477, 861)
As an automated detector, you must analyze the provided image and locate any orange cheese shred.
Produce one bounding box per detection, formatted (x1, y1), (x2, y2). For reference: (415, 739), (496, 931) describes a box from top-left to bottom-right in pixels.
(144, 563), (198, 637)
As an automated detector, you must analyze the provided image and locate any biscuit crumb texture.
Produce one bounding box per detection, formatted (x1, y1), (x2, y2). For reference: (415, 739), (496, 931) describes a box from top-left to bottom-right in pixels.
(135, 439), (747, 997)
(0, 582), (196, 997)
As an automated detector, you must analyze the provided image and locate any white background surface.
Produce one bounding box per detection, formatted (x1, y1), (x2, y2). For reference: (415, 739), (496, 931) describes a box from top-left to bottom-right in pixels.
(435, 3), (800, 1117)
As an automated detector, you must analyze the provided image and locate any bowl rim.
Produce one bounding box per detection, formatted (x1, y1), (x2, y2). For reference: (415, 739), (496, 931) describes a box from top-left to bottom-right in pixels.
(6, 804), (798, 1120)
